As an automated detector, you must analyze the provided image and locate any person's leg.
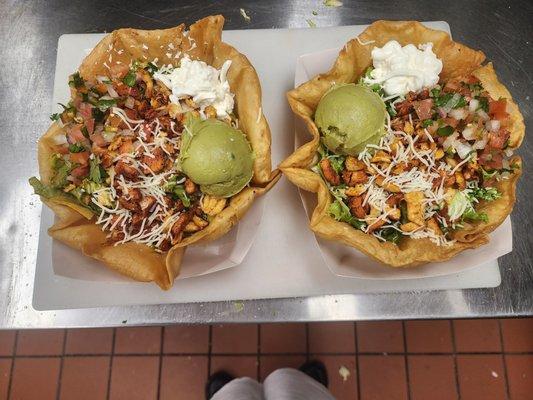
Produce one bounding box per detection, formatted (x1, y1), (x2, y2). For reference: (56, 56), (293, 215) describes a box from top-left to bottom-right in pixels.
(210, 377), (265, 400)
(263, 367), (336, 400)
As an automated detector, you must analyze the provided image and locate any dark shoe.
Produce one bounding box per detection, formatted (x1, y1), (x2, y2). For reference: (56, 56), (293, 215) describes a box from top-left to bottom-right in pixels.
(205, 371), (234, 399)
(299, 360), (329, 388)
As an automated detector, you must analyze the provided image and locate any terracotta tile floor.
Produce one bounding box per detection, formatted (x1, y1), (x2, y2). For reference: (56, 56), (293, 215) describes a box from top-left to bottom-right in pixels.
(0, 318), (531, 400)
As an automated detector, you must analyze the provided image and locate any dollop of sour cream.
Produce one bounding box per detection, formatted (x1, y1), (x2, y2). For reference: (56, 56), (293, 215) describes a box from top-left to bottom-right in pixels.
(369, 40), (443, 97)
(154, 55), (234, 119)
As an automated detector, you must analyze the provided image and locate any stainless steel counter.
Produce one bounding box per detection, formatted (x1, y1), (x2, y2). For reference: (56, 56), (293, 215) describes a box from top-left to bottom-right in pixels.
(0, 0), (531, 328)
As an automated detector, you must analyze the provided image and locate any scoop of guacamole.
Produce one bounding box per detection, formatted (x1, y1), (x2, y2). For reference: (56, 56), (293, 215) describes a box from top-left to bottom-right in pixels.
(179, 115), (253, 198)
(314, 83), (386, 155)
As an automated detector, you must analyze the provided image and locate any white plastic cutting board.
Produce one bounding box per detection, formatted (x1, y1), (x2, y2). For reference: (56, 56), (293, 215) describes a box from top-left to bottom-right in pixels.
(33, 22), (502, 310)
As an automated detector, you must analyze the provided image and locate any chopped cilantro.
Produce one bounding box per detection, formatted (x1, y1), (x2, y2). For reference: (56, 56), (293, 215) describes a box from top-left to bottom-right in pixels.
(50, 113), (60, 121)
(469, 82), (483, 93)
(68, 143), (85, 153)
(436, 126), (454, 137)
(434, 93), (467, 109)
(81, 126), (89, 138)
(92, 107), (105, 123)
(96, 99), (117, 112)
(430, 87), (441, 98)
(455, 96), (467, 108)
(476, 96), (489, 112)
(122, 71), (136, 87)
(146, 62), (158, 76)
(163, 176), (191, 207)
(68, 72), (84, 89)
(421, 119), (434, 128)
(380, 227), (403, 244)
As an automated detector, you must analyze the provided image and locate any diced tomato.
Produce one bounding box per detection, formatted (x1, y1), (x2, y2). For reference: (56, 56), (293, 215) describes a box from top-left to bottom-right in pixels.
(84, 118), (94, 135)
(110, 63), (129, 79)
(413, 99), (434, 120)
(90, 133), (107, 147)
(70, 151), (90, 166)
(70, 165), (89, 178)
(72, 96), (82, 108)
(489, 99), (509, 121)
(67, 125), (86, 144)
(487, 129), (510, 150)
(479, 149), (503, 170)
(56, 144), (69, 154)
(443, 117), (459, 128)
(465, 75), (480, 84)
(78, 102), (93, 120)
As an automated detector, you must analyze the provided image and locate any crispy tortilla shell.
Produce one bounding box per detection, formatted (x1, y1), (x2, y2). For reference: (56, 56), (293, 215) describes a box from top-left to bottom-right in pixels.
(37, 16), (279, 289)
(281, 21), (524, 267)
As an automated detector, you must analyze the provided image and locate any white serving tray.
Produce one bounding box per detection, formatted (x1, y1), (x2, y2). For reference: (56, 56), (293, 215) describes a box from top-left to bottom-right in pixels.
(33, 22), (503, 311)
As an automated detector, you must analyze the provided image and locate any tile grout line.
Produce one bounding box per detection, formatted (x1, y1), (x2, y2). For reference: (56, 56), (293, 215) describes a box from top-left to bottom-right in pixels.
(6, 330), (19, 400)
(207, 325), (213, 380)
(106, 328), (117, 400)
(156, 327), (165, 400)
(305, 323), (310, 362)
(402, 321), (412, 400)
(257, 324), (261, 380)
(3, 350), (533, 358)
(449, 320), (461, 400)
(55, 329), (68, 400)
(354, 322), (361, 400)
(498, 320), (511, 400)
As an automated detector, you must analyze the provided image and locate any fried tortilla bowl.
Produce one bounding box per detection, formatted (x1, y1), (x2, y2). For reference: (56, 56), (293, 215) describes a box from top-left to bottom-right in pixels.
(37, 15), (280, 289)
(281, 20), (524, 267)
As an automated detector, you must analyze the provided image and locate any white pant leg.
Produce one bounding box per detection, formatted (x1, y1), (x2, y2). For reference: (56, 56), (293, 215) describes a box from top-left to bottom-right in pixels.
(263, 368), (336, 400)
(211, 377), (265, 400)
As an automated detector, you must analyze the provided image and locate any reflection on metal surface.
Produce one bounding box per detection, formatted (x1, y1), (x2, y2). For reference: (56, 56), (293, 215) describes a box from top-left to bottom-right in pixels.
(0, 0), (532, 327)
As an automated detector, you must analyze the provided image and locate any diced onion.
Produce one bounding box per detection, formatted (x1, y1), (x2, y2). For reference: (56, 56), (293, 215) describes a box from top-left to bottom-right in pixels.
(462, 125), (477, 140)
(504, 148), (514, 157)
(502, 159), (510, 170)
(53, 134), (68, 145)
(450, 108), (467, 120)
(455, 141), (473, 159)
(486, 119), (501, 132)
(477, 109), (489, 120)
(106, 84), (119, 98)
(125, 96), (135, 109)
(469, 98), (479, 112)
(443, 132), (459, 150)
(472, 138), (488, 150)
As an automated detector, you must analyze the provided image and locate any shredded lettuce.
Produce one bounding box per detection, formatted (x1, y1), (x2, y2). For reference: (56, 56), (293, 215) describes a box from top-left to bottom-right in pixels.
(89, 156), (107, 184)
(328, 199), (366, 229)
